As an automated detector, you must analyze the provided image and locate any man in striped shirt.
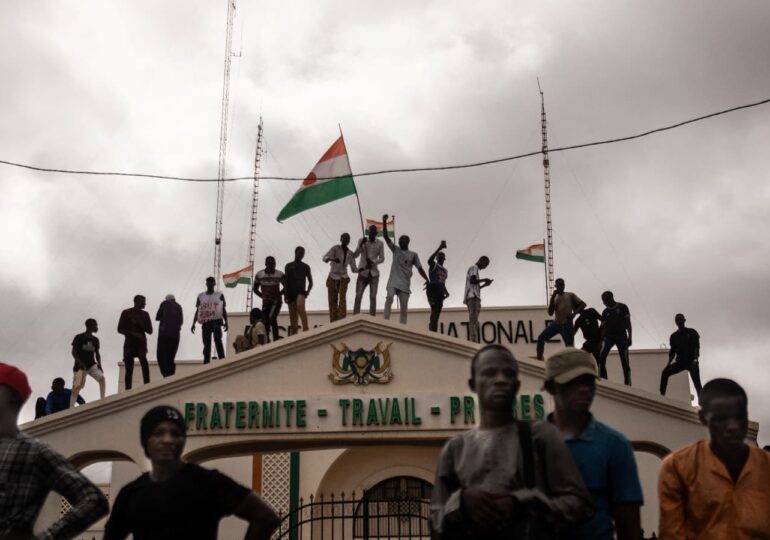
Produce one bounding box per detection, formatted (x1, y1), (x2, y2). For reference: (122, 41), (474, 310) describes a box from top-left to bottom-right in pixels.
(0, 363), (108, 539)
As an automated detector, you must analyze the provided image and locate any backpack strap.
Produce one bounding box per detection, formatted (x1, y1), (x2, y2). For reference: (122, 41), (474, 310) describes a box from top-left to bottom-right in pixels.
(517, 420), (535, 489)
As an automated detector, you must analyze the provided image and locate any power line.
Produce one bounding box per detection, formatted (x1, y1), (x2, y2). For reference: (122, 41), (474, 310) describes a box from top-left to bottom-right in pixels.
(1, 97), (768, 183)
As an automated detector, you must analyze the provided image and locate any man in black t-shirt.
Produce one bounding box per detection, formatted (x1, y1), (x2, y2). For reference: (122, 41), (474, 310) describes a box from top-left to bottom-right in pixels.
(284, 246), (314, 336)
(660, 313), (703, 398)
(70, 318), (106, 407)
(573, 307), (602, 363)
(104, 406), (279, 540)
(598, 291), (633, 386)
(117, 295), (153, 390)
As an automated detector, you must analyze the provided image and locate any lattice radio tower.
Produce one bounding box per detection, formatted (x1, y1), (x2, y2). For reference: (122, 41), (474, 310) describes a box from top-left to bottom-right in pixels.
(245, 116), (265, 311)
(538, 80), (555, 297)
(213, 0), (237, 290)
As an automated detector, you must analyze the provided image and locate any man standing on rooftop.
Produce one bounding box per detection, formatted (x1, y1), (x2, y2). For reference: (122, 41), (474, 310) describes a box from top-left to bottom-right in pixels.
(464, 255), (492, 342)
(598, 291), (633, 386)
(156, 294), (183, 377)
(382, 214), (429, 325)
(191, 277), (228, 364)
(660, 313), (702, 398)
(118, 294), (153, 389)
(284, 246), (313, 336)
(536, 278), (585, 360)
(70, 317), (106, 404)
(254, 256), (285, 342)
(353, 224), (385, 316)
(323, 232), (358, 322)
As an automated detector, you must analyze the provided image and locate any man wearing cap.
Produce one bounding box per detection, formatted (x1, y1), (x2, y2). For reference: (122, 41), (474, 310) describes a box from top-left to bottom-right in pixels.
(156, 294), (184, 377)
(104, 405), (280, 540)
(544, 348), (643, 540)
(0, 362), (108, 538)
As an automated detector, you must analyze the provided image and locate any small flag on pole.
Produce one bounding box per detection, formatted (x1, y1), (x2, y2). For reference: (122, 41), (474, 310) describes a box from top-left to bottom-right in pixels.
(515, 243), (545, 263)
(365, 218), (395, 238)
(277, 137), (357, 222)
(223, 264), (253, 288)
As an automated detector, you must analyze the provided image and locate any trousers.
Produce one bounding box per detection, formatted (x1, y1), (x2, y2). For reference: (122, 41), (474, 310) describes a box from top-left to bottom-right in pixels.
(384, 288), (410, 324)
(326, 276), (350, 322)
(353, 274), (379, 316)
(598, 335), (632, 386)
(202, 320), (225, 363)
(466, 297), (482, 342)
(660, 358), (702, 396)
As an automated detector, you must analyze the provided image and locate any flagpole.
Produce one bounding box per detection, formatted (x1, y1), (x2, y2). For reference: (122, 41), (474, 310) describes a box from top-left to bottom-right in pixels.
(338, 124), (366, 237)
(542, 237), (549, 305)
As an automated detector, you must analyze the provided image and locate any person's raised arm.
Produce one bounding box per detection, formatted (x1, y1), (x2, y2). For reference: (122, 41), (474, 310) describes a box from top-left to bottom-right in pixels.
(234, 492), (281, 540)
(547, 290), (558, 316)
(427, 241), (446, 268)
(382, 215), (395, 250)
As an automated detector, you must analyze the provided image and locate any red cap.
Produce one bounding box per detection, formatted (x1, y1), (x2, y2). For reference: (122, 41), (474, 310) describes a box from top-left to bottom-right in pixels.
(0, 363), (32, 404)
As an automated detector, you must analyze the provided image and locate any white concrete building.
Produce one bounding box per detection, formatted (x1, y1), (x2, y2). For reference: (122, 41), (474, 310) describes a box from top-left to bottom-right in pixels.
(23, 306), (760, 539)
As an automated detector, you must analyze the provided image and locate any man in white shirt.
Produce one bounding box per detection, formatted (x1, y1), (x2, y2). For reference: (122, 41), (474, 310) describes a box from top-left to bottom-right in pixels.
(464, 256), (493, 343)
(382, 214), (429, 324)
(323, 233), (358, 322)
(353, 225), (386, 316)
(191, 276), (228, 363)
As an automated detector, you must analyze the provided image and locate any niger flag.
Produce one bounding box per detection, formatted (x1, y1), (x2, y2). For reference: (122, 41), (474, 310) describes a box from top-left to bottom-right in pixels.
(277, 137), (356, 222)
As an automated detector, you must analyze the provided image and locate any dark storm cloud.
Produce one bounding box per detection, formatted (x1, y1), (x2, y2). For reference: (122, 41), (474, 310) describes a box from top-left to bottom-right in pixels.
(1, 1), (769, 443)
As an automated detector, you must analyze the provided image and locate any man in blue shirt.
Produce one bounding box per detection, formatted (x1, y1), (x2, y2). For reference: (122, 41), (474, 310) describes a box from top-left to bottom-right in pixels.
(45, 377), (84, 415)
(544, 348), (643, 540)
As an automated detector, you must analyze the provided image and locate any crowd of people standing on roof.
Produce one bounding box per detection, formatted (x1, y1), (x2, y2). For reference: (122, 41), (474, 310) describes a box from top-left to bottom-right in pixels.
(33, 214), (707, 417)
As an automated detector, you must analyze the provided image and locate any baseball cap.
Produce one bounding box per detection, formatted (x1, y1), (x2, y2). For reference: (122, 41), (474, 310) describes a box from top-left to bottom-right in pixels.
(0, 363), (32, 404)
(544, 348), (598, 384)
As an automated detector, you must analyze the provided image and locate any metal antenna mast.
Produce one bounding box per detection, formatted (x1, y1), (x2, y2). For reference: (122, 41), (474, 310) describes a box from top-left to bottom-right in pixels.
(245, 116), (265, 311)
(538, 80), (555, 297)
(213, 0), (237, 290)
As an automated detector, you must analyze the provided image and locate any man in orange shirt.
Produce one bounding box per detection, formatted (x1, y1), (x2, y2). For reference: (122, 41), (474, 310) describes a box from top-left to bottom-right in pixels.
(658, 378), (770, 539)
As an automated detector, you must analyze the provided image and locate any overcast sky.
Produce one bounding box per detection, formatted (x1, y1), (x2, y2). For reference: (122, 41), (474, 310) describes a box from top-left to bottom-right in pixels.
(1, 1), (769, 445)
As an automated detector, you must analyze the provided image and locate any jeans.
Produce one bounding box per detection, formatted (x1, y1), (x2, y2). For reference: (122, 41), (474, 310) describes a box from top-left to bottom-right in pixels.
(536, 321), (575, 357)
(157, 335), (179, 377)
(384, 288), (410, 324)
(262, 299), (282, 341)
(124, 349), (150, 390)
(202, 320), (225, 364)
(466, 297), (482, 342)
(288, 294), (309, 335)
(353, 274), (379, 316)
(598, 335), (631, 385)
(660, 358), (702, 396)
(326, 276), (350, 322)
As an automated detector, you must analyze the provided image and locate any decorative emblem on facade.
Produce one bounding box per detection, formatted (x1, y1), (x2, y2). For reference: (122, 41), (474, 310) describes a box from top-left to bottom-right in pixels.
(329, 342), (393, 385)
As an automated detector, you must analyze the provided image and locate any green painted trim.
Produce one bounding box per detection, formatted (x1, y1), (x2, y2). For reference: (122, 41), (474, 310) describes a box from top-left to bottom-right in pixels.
(289, 452), (300, 540)
(431, 407), (441, 415)
(317, 409), (328, 417)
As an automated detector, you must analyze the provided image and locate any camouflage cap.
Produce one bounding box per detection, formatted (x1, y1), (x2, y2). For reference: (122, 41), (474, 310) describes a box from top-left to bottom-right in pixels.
(544, 347), (598, 384)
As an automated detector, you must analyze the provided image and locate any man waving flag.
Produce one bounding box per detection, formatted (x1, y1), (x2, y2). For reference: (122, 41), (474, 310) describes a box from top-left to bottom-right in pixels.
(277, 136), (357, 222)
